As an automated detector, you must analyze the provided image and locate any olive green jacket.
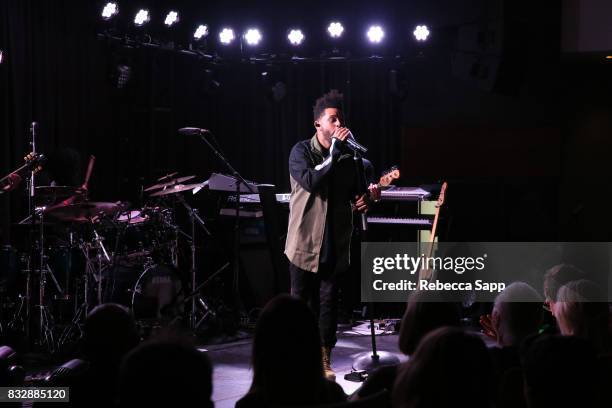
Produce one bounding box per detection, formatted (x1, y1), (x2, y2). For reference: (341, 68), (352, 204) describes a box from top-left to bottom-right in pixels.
(284, 135), (354, 274)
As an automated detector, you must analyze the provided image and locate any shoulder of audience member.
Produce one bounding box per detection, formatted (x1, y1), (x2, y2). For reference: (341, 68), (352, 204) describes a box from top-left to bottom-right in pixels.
(356, 364), (399, 398)
(325, 379), (347, 402)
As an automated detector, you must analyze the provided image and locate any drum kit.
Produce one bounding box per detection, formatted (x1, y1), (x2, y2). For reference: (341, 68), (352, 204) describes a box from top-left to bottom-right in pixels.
(1, 171), (218, 353)
(1, 126), (252, 353)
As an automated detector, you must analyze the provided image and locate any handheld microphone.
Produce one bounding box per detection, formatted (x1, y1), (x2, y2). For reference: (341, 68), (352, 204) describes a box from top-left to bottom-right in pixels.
(178, 127), (211, 136)
(337, 131), (368, 154)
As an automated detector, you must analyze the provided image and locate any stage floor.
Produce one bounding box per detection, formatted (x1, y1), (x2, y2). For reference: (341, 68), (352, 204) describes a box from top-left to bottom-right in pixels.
(204, 324), (405, 408)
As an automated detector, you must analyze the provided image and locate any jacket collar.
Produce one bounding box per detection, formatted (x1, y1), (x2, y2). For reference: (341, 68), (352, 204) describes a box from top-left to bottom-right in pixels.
(310, 134), (327, 160)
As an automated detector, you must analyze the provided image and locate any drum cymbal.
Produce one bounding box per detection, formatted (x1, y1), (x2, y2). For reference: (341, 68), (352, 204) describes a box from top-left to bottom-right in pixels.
(35, 186), (85, 206)
(144, 175), (195, 192)
(36, 186), (84, 196)
(149, 183), (204, 197)
(156, 172), (178, 182)
(45, 201), (121, 222)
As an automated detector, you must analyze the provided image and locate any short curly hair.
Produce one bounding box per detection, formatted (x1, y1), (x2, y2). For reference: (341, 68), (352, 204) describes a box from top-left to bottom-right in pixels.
(313, 89), (344, 121)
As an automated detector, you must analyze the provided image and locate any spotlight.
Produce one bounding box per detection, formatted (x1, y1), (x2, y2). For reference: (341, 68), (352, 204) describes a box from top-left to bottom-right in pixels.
(413, 25), (430, 41)
(101, 2), (118, 20)
(288, 29), (305, 46)
(366, 25), (384, 43)
(0, 50), (4, 65)
(164, 11), (179, 27)
(134, 9), (150, 26)
(194, 25), (209, 40)
(244, 28), (262, 46)
(219, 28), (235, 45)
(327, 22), (344, 38)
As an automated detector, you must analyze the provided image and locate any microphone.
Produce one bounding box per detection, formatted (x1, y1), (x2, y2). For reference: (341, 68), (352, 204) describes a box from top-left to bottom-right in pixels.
(335, 131), (368, 154)
(178, 127), (211, 136)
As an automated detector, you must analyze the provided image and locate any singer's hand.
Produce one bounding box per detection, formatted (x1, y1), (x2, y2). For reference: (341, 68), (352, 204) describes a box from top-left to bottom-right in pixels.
(368, 183), (381, 202)
(354, 194), (370, 213)
(331, 127), (351, 142)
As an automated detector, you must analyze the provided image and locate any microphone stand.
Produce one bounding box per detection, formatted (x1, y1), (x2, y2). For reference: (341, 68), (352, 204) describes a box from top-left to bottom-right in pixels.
(195, 130), (256, 318)
(26, 122), (37, 347)
(349, 148), (400, 374)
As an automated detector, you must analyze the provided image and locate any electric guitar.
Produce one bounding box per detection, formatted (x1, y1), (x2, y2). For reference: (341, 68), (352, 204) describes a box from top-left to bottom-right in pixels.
(376, 166), (400, 189)
(1, 152), (45, 192)
(418, 181), (448, 281)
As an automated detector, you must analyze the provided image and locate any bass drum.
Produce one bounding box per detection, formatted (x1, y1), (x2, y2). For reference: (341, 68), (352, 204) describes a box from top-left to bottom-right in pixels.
(130, 264), (184, 321)
(103, 263), (184, 321)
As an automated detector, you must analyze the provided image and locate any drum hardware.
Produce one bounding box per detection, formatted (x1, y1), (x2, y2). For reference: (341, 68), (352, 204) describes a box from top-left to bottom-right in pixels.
(34, 206), (57, 353)
(57, 221), (113, 349)
(180, 262), (230, 330)
(4, 253), (31, 337)
(174, 194), (213, 330)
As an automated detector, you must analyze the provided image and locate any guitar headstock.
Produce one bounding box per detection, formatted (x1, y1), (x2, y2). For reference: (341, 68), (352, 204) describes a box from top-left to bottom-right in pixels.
(436, 181), (448, 208)
(379, 166), (400, 187)
(24, 152), (45, 174)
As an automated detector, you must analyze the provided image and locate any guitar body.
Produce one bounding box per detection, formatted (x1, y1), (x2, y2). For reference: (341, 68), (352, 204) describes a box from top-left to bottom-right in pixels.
(418, 182), (447, 281)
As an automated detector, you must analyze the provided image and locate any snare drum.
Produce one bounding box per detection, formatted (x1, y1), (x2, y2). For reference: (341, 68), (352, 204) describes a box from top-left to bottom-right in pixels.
(117, 210), (149, 225)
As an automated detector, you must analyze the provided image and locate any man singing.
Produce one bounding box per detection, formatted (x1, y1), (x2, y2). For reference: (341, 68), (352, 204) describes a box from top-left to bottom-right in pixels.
(285, 89), (379, 380)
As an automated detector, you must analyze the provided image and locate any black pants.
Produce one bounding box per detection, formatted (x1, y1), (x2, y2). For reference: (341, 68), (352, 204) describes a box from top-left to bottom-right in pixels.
(290, 262), (343, 348)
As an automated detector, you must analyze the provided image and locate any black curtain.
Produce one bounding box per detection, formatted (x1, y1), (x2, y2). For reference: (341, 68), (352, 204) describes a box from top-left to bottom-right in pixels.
(0, 0), (402, 244)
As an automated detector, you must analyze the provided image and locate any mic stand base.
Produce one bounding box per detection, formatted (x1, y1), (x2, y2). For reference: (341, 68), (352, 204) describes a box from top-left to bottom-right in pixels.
(352, 350), (400, 373)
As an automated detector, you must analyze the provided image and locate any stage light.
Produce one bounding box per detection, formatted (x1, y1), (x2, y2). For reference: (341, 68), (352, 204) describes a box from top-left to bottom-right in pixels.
(219, 28), (235, 45)
(101, 2), (118, 20)
(366, 25), (384, 43)
(244, 28), (262, 46)
(288, 29), (305, 46)
(0, 50), (4, 65)
(413, 25), (430, 41)
(327, 22), (344, 38)
(194, 25), (209, 40)
(164, 11), (179, 27)
(134, 9), (150, 26)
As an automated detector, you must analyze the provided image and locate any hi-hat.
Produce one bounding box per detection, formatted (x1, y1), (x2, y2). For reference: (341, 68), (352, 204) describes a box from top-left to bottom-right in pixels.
(144, 175), (195, 192)
(149, 183), (205, 197)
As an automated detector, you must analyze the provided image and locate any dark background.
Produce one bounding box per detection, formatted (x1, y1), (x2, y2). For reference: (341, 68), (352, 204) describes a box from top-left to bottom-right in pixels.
(2, 0), (612, 245)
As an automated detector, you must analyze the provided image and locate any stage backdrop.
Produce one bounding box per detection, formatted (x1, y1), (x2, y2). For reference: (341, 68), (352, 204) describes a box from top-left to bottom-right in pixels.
(5, 0), (609, 243)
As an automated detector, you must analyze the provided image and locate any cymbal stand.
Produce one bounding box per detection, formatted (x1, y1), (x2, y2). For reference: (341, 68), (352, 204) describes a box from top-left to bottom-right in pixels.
(7, 255), (31, 335)
(92, 226), (110, 304)
(35, 206), (56, 353)
(175, 195), (211, 331)
(58, 235), (96, 348)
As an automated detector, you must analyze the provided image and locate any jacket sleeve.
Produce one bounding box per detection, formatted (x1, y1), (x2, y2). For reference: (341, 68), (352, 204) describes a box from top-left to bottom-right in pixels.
(362, 158), (376, 185)
(289, 140), (339, 192)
